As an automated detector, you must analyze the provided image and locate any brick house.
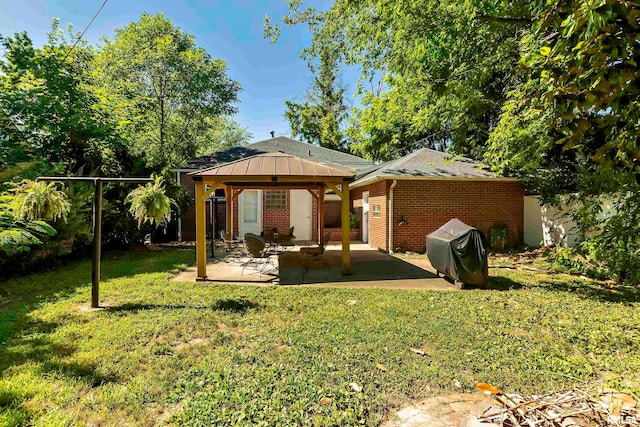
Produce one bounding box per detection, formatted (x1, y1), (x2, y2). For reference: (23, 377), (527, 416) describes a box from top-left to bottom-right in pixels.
(350, 148), (524, 253)
(174, 136), (373, 241)
(175, 140), (523, 252)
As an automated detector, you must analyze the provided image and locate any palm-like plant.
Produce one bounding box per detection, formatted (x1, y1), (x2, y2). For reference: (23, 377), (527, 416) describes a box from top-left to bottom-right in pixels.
(7, 180), (71, 222)
(0, 180), (70, 255)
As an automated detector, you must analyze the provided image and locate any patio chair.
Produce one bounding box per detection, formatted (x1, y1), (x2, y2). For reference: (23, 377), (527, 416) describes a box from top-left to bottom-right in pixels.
(300, 233), (331, 268)
(220, 230), (245, 259)
(242, 233), (275, 276)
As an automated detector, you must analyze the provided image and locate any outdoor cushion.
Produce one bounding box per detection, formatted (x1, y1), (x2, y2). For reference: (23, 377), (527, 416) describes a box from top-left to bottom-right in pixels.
(300, 246), (322, 255)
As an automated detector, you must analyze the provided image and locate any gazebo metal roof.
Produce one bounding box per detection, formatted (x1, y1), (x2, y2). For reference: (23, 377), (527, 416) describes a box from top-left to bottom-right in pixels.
(190, 152), (355, 181)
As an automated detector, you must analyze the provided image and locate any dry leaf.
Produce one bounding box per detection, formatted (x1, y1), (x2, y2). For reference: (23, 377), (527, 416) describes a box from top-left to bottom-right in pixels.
(350, 382), (362, 392)
(320, 396), (332, 405)
(376, 363), (388, 372)
(602, 392), (637, 412)
(410, 347), (426, 356)
(454, 379), (462, 388)
(475, 382), (502, 395)
(609, 397), (623, 416)
(346, 300), (357, 305)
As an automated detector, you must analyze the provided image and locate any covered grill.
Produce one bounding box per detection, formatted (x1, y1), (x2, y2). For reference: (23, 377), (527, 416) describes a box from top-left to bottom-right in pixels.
(426, 218), (488, 286)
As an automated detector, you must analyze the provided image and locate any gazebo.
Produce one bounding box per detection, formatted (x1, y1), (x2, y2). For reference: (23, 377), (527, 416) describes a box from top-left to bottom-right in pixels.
(189, 152), (356, 280)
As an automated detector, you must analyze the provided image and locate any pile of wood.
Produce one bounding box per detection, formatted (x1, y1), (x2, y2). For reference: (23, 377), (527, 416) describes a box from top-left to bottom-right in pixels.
(476, 383), (638, 426)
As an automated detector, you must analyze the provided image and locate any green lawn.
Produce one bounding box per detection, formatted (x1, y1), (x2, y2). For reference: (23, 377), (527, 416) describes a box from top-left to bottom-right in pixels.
(0, 249), (639, 426)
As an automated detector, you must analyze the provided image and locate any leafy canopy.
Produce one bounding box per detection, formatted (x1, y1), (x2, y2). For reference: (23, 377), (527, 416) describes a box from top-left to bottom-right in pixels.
(94, 13), (242, 170)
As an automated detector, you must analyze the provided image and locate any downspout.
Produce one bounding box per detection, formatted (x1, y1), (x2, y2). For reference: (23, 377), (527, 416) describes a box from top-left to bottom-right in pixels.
(176, 170), (182, 241)
(388, 179), (398, 253)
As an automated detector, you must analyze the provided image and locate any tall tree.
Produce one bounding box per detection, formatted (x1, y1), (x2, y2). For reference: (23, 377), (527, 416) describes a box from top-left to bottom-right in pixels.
(284, 48), (348, 151)
(94, 13), (241, 170)
(196, 115), (252, 156)
(0, 21), (120, 174)
(267, 0), (532, 161)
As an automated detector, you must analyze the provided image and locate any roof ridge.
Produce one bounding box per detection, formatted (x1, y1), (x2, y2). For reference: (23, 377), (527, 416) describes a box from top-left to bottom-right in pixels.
(252, 136), (370, 162)
(418, 147), (484, 166)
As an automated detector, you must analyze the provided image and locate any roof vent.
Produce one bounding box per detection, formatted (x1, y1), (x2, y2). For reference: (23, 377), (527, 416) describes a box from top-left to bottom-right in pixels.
(308, 149), (311, 156)
(270, 130), (275, 138)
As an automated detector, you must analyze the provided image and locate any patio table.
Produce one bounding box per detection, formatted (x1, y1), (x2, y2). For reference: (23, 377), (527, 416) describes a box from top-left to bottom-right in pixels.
(265, 234), (295, 254)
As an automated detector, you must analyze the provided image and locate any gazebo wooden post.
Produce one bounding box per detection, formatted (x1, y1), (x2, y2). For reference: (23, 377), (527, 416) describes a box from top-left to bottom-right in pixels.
(319, 186), (325, 246)
(223, 185), (232, 249)
(195, 180), (208, 279)
(341, 182), (351, 274)
(227, 186), (232, 241)
(325, 181), (351, 275)
(195, 179), (220, 280)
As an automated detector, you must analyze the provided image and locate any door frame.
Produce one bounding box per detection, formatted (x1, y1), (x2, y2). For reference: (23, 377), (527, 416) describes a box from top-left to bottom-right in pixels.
(290, 189), (313, 240)
(362, 191), (370, 243)
(238, 189), (262, 238)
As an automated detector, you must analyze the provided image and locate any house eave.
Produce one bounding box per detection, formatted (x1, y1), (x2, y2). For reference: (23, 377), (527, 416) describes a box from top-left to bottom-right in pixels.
(350, 174), (519, 189)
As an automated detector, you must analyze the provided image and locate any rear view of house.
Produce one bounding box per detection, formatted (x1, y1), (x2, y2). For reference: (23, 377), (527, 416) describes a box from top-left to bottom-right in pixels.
(174, 136), (372, 242)
(350, 148), (524, 253)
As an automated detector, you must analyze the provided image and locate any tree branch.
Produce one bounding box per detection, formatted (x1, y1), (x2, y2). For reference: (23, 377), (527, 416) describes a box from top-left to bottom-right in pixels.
(476, 15), (533, 25)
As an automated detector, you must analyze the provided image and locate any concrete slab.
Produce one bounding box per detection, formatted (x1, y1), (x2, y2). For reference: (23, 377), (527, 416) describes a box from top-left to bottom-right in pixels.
(172, 251), (278, 283)
(173, 242), (456, 290)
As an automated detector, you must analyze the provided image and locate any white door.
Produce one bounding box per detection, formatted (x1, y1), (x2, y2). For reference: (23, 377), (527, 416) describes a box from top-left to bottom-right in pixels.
(362, 191), (369, 243)
(238, 190), (262, 238)
(290, 190), (312, 240)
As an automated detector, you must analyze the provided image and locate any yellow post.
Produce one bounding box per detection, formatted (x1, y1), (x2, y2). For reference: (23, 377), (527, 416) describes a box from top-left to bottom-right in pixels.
(319, 187), (325, 246)
(195, 180), (207, 280)
(229, 185), (234, 240)
(224, 185), (232, 249)
(341, 182), (351, 274)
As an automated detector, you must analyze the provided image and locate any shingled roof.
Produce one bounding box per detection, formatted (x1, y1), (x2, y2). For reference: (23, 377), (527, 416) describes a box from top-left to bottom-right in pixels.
(351, 148), (512, 187)
(185, 136), (373, 172)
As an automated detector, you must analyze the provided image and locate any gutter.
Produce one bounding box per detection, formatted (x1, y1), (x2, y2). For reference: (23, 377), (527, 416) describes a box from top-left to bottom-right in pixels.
(388, 179), (398, 253)
(350, 174), (519, 190)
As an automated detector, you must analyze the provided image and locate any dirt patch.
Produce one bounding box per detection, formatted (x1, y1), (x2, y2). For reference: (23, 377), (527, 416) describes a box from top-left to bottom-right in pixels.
(175, 338), (209, 351)
(382, 393), (495, 427)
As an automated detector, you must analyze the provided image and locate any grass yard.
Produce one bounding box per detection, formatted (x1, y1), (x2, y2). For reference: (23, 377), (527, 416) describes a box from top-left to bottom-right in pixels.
(1, 249), (639, 426)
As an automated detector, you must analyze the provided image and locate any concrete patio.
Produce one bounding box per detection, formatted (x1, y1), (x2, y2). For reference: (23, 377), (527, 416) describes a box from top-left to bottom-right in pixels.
(173, 242), (457, 290)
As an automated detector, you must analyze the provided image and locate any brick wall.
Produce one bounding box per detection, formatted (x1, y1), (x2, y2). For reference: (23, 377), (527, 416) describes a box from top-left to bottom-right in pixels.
(391, 179), (524, 252)
(351, 180), (390, 251)
(324, 200), (342, 227)
(262, 190), (290, 233)
(351, 179), (524, 253)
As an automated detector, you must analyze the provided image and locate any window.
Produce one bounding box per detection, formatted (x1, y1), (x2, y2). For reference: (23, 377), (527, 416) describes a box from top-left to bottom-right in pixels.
(265, 190), (287, 210)
(372, 204), (381, 218)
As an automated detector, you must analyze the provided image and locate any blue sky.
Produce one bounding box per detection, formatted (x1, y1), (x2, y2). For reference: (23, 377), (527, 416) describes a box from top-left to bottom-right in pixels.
(0, 0), (359, 141)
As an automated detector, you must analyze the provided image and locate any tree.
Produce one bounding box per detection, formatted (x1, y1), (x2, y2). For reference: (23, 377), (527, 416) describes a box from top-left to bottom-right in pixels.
(284, 48), (348, 151)
(267, 0), (532, 161)
(0, 21), (121, 175)
(95, 13), (241, 171)
(195, 115), (252, 156)
(517, 0), (640, 179)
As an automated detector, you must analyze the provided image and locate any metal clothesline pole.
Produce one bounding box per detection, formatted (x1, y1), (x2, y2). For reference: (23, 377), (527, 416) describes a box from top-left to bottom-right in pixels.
(37, 176), (153, 308)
